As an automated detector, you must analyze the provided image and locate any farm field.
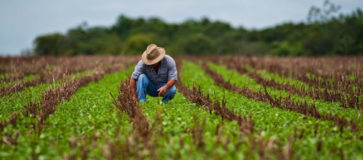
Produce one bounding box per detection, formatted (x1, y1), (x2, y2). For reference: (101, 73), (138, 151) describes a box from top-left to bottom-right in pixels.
(0, 56), (362, 159)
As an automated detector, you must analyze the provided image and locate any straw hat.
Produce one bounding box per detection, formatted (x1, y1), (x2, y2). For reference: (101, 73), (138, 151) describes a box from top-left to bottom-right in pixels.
(142, 44), (165, 65)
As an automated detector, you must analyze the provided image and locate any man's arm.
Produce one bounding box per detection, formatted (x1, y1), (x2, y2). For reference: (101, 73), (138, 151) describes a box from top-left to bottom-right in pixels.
(157, 79), (175, 97)
(158, 56), (178, 96)
(130, 60), (144, 101)
(130, 78), (137, 101)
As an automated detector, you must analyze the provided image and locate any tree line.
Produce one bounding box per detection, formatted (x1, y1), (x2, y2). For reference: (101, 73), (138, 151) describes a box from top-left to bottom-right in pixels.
(34, 3), (363, 56)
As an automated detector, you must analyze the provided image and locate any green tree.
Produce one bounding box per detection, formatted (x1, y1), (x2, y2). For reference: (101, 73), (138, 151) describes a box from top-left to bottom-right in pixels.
(121, 34), (155, 55)
(34, 33), (65, 56)
(176, 33), (214, 55)
(33, 9), (363, 56)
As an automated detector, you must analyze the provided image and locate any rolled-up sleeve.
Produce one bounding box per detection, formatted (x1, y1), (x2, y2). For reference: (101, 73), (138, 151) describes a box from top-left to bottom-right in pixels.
(131, 60), (144, 80)
(167, 57), (178, 81)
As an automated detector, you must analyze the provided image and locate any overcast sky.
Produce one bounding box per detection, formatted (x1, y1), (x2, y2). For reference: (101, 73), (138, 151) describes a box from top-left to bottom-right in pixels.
(0, 0), (362, 55)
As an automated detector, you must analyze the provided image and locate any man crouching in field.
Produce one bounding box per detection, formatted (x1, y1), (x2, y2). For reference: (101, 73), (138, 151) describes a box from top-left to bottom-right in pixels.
(130, 44), (177, 103)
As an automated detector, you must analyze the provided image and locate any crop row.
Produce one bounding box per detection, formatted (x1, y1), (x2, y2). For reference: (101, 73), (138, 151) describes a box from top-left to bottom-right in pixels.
(0, 57), (61, 81)
(197, 57), (362, 119)
(175, 62), (294, 159)
(175, 61), (254, 135)
(0, 58), (133, 158)
(0, 65), (134, 159)
(113, 80), (156, 159)
(180, 61), (362, 159)
(0, 56), (130, 96)
(0, 70), (90, 122)
(221, 59), (362, 110)
(217, 56), (362, 96)
(0, 57), (134, 124)
(205, 62), (362, 126)
(201, 62), (359, 131)
(0, 56), (112, 82)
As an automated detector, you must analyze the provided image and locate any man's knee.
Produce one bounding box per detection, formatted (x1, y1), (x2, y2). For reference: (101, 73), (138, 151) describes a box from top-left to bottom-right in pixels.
(137, 74), (149, 85)
(162, 85), (176, 103)
(138, 74), (147, 81)
(167, 85), (177, 96)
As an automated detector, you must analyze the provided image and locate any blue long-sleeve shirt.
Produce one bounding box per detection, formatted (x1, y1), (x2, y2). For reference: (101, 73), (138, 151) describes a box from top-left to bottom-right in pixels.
(131, 55), (178, 85)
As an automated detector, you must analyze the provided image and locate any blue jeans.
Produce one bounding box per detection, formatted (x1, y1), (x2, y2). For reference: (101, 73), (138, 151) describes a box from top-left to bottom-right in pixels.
(136, 74), (176, 103)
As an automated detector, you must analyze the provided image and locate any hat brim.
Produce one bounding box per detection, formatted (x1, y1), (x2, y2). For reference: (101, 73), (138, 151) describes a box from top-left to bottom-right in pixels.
(142, 47), (165, 65)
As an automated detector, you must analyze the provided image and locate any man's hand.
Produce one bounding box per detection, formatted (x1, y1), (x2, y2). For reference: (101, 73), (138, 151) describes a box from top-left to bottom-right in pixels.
(158, 79), (176, 97)
(157, 85), (168, 97)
